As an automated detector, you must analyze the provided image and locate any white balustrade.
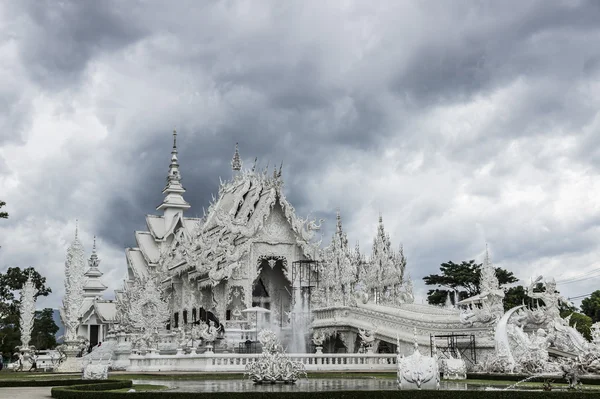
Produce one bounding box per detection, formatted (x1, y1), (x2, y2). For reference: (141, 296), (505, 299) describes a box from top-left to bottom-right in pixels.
(128, 352), (397, 372)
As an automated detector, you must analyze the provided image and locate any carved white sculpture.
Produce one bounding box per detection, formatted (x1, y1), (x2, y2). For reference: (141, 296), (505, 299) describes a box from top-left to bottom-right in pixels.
(522, 276), (571, 330)
(460, 247), (504, 327)
(442, 353), (467, 380)
(56, 227), (88, 372)
(358, 327), (377, 352)
(397, 329), (440, 390)
(18, 275), (37, 351)
(245, 329), (307, 383)
(61, 227), (86, 343)
(312, 331), (325, 347)
(128, 278), (170, 349)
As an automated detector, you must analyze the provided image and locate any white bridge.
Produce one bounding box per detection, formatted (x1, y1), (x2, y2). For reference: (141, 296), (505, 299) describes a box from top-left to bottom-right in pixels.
(312, 303), (495, 354)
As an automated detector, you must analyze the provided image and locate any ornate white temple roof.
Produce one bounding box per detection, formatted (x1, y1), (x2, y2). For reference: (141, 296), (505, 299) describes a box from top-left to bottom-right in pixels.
(81, 299), (117, 324)
(123, 135), (322, 288)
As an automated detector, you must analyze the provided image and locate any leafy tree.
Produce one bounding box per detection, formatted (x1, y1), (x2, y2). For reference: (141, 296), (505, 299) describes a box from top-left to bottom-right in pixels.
(0, 267), (55, 356)
(581, 290), (600, 323)
(31, 308), (58, 350)
(423, 260), (518, 306)
(0, 200), (7, 250)
(560, 311), (593, 341)
(503, 285), (529, 311)
(0, 200), (7, 219)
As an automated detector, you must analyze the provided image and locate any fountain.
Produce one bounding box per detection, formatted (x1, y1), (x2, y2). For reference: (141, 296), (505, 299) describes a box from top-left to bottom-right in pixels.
(245, 329), (307, 384)
(288, 289), (311, 353)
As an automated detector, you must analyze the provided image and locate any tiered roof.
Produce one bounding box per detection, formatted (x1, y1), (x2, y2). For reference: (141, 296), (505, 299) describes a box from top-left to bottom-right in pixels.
(124, 136), (321, 289)
(83, 237), (108, 298)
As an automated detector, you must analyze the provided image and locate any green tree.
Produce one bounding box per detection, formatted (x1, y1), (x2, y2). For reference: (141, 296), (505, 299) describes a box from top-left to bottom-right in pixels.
(560, 311), (593, 341)
(423, 260), (518, 306)
(0, 200), (7, 250)
(504, 285), (529, 311)
(31, 308), (58, 350)
(0, 267), (55, 356)
(581, 290), (600, 323)
(0, 200), (7, 219)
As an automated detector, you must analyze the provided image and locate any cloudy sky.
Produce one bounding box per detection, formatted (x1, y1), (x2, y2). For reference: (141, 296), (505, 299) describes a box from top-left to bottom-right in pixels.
(1, 1), (600, 309)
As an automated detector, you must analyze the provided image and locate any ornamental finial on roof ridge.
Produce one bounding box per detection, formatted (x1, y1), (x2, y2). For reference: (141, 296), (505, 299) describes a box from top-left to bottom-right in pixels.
(232, 142), (242, 171)
(167, 129), (181, 184)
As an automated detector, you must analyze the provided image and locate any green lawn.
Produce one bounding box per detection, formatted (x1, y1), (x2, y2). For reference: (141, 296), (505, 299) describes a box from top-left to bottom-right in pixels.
(0, 370), (80, 380)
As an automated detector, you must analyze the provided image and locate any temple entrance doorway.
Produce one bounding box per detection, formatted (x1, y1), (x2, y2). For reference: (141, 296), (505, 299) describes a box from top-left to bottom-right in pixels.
(89, 325), (99, 347)
(253, 256), (292, 327)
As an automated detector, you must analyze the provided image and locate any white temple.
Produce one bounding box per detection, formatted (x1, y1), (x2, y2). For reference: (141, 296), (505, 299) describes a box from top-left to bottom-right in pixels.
(111, 131), (495, 359)
(61, 230), (116, 348)
(56, 131), (599, 377)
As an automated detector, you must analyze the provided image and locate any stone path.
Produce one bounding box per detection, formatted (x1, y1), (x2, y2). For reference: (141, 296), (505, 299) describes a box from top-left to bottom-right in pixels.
(0, 386), (52, 399)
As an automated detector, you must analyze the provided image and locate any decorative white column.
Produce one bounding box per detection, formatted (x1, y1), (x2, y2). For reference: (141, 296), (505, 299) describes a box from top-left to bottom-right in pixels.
(18, 274), (37, 367)
(58, 226), (86, 372)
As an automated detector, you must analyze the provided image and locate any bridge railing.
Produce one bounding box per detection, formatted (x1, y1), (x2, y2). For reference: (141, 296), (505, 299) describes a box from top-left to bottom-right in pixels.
(128, 352), (397, 372)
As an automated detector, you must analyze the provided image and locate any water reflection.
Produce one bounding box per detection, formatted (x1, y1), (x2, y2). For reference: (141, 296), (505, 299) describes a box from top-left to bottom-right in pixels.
(132, 379), (486, 392)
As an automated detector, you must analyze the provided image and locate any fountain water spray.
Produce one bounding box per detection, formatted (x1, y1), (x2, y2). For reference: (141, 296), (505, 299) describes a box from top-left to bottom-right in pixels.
(289, 289), (310, 353)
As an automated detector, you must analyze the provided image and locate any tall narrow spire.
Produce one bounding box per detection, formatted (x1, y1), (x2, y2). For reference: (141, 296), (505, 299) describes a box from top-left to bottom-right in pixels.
(168, 130), (180, 183)
(336, 209), (343, 234)
(157, 129), (190, 214)
(484, 243), (490, 266)
(84, 235), (107, 298)
(231, 142), (242, 172)
(88, 236), (100, 270)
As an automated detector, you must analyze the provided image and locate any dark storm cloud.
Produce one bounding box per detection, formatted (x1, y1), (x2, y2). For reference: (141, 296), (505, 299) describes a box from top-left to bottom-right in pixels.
(6, 0), (148, 89)
(2, 0), (600, 307)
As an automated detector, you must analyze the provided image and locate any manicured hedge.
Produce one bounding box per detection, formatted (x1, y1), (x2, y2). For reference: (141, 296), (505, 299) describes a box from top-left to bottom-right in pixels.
(468, 373), (600, 386)
(51, 388), (600, 399)
(0, 378), (125, 388)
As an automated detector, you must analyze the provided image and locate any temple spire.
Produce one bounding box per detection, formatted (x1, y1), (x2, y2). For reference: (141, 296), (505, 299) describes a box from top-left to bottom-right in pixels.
(336, 209), (343, 234)
(84, 235), (107, 298)
(231, 142), (242, 172)
(484, 243), (490, 266)
(157, 130), (190, 217)
(168, 130), (180, 183)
